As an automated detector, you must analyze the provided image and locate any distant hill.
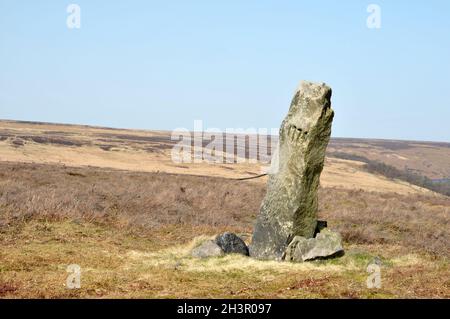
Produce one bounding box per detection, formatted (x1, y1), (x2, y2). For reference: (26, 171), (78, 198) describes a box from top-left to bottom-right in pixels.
(0, 119), (448, 196)
(327, 138), (450, 180)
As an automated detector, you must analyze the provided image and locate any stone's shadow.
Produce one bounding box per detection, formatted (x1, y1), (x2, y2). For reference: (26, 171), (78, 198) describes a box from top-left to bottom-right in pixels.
(309, 250), (345, 262)
(314, 220), (328, 237)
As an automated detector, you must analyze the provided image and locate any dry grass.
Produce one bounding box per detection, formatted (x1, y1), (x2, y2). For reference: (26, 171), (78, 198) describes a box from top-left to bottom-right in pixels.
(319, 188), (450, 257)
(0, 161), (449, 298)
(0, 220), (448, 298)
(0, 162), (262, 231)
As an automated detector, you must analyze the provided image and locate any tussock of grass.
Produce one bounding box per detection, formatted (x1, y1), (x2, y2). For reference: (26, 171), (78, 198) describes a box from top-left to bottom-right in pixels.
(391, 254), (423, 267)
(125, 236), (351, 274)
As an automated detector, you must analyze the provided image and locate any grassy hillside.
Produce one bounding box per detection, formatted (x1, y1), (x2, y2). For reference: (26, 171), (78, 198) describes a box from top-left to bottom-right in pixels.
(0, 120), (448, 298)
(0, 162), (449, 298)
(328, 138), (450, 180)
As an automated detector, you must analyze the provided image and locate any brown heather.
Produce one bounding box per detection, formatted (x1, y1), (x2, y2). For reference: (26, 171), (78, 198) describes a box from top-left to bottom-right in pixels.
(1, 162), (448, 257)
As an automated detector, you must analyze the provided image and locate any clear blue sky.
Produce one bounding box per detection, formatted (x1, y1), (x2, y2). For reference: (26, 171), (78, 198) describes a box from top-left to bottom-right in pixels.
(1, 1), (449, 142)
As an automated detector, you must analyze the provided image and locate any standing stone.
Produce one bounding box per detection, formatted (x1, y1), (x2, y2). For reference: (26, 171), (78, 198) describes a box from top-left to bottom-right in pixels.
(250, 81), (334, 260)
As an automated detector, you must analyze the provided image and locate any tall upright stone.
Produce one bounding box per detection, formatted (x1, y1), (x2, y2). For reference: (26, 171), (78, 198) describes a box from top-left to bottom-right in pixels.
(250, 81), (334, 260)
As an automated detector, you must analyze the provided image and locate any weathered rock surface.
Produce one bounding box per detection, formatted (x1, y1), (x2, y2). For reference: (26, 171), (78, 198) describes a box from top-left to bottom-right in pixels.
(215, 232), (249, 256)
(284, 229), (344, 262)
(191, 240), (224, 258)
(250, 81), (334, 260)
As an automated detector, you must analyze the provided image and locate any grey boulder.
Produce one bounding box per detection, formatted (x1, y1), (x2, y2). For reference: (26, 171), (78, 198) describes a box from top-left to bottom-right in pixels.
(215, 232), (249, 256)
(284, 228), (344, 262)
(191, 240), (224, 258)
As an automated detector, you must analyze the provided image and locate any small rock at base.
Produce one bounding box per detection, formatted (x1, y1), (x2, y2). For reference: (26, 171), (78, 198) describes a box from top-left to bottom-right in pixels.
(191, 240), (224, 258)
(285, 229), (344, 262)
(215, 232), (249, 256)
